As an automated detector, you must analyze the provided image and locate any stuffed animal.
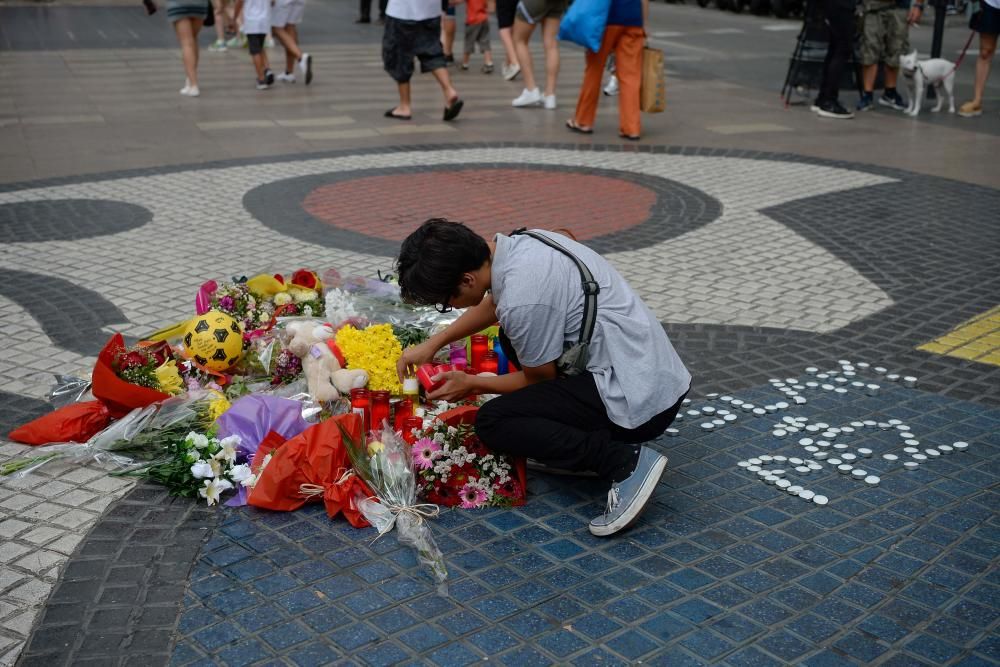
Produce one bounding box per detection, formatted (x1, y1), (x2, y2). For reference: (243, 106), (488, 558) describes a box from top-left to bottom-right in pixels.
(285, 321), (368, 402)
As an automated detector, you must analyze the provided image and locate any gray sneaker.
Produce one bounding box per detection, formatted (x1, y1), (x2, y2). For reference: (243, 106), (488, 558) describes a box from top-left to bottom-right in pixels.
(589, 447), (668, 537)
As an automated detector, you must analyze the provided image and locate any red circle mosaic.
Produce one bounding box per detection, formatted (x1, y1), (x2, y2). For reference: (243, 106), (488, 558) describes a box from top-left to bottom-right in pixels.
(301, 168), (657, 242)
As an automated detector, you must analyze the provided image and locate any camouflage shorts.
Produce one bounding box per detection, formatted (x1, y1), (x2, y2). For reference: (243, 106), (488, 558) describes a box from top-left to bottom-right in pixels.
(860, 1), (910, 67)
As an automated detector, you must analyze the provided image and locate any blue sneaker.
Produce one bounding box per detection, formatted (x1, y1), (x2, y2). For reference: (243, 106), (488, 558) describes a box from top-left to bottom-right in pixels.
(589, 446), (668, 537)
(856, 93), (874, 111)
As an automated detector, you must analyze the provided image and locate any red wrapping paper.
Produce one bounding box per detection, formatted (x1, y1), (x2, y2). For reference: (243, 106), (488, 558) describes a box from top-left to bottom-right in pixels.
(431, 406), (528, 507)
(91, 333), (171, 419)
(248, 415), (374, 527)
(7, 400), (111, 445)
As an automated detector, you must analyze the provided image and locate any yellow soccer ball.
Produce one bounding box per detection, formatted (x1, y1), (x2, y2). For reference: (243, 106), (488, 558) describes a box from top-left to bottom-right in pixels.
(183, 311), (244, 372)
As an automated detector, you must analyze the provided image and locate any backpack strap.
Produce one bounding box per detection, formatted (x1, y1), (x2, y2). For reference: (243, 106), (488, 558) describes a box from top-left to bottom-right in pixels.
(510, 228), (599, 346)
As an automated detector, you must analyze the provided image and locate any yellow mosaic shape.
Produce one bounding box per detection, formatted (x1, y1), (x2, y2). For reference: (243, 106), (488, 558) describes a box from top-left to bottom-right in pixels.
(917, 306), (1000, 367)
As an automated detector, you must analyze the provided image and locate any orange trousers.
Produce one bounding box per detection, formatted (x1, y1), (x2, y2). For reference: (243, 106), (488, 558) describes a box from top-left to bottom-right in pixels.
(573, 25), (645, 137)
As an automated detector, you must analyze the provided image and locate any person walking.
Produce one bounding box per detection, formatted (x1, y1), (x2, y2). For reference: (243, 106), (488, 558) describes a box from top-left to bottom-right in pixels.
(271, 0), (313, 84)
(442, 0), (458, 64)
(382, 0), (464, 120)
(510, 0), (565, 108)
(396, 220), (691, 537)
(958, 0), (999, 116)
(208, 0), (234, 51)
(243, 0), (275, 89)
(496, 0), (521, 79)
(812, 0), (857, 118)
(459, 0), (494, 72)
(566, 0), (647, 139)
(167, 0), (208, 96)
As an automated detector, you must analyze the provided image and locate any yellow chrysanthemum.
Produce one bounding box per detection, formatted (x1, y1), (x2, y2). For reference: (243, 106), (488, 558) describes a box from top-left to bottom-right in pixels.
(154, 360), (184, 395)
(335, 324), (403, 394)
(207, 392), (232, 422)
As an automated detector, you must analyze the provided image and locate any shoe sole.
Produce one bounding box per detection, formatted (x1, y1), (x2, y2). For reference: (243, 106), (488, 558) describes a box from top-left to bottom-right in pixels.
(816, 109), (854, 119)
(589, 455), (668, 537)
(303, 56), (313, 85)
(958, 110), (982, 117)
(504, 69), (521, 81)
(878, 100), (906, 111)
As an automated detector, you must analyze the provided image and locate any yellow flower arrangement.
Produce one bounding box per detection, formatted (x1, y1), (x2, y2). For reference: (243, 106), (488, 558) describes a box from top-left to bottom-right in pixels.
(335, 324), (403, 394)
(153, 360), (184, 395)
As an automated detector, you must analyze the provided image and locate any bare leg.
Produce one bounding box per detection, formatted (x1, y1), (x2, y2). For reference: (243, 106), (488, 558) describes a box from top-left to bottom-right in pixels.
(442, 16), (456, 58)
(431, 66), (459, 103)
(393, 81), (412, 116)
(252, 52), (268, 80)
(513, 17), (537, 90)
(541, 16), (560, 97)
(885, 65), (898, 89)
(173, 18), (201, 88)
(484, 48), (493, 67)
(273, 25), (302, 68)
(862, 63), (877, 92)
(971, 33), (997, 105)
(499, 26), (518, 67)
(211, 0), (226, 41)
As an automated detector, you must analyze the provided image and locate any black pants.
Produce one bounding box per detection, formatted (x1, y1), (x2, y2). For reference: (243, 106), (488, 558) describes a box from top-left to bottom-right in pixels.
(818, 0), (856, 105)
(360, 0), (387, 21)
(475, 372), (687, 483)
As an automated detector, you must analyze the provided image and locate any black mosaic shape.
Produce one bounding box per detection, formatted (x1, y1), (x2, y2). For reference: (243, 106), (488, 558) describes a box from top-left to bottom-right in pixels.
(242, 164), (723, 257)
(0, 199), (152, 243)
(0, 269), (128, 356)
(0, 391), (51, 439)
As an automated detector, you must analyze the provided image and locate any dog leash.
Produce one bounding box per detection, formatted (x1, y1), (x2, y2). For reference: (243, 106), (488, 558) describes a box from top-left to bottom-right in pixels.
(919, 30), (977, 85)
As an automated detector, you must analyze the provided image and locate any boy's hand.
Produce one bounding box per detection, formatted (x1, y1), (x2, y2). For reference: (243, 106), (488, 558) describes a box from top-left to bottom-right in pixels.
(427, 371), (474, 402)
(397, 340), (439, 380)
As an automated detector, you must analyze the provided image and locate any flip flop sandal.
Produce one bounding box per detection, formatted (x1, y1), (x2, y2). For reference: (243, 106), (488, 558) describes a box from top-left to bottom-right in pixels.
(443, 97), (464, 121)
(384, 109), (411, 120)
(566, 120), (593, 134)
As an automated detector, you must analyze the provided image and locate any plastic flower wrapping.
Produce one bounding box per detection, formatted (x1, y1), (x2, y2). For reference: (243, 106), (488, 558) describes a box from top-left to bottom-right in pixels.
(343, 420), (449, 595)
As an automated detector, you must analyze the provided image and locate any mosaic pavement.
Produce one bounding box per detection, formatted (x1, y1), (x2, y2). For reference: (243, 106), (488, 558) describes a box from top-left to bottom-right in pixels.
(1, 144), (998, 665)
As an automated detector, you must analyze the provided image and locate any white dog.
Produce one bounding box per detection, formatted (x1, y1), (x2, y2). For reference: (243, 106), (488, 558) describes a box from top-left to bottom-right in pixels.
(899, 49), (956, 116)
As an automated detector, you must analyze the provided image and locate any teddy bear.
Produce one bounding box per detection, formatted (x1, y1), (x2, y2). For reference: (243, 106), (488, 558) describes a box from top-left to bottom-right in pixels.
(284, 320), (368, 402)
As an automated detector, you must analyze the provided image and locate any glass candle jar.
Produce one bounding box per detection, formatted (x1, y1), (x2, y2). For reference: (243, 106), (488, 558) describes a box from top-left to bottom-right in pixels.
(480, 351), (499, 375)
(402, 376), (420, 400)
(370, 390), (391, 432)
(493, 338), (508, 375)
(349, 388), (370, 433)
(470, 334), (488, 372)
(417, 363), (444, 392)
(449, 340), (468, 368)
(402, 416), (424, 444)
(393, 398), (413, 431)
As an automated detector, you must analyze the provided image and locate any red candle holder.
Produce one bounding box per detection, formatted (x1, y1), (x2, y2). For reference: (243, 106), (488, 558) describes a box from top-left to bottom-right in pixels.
(349, 388), (370, 433)
(480, 351), (499, 375)
(417, 363), (444, 392)
(470, 334), (488, 372)
(370, 390), (391, 432)
(393, 398), (413, 431)
(402, 416), (424, 444)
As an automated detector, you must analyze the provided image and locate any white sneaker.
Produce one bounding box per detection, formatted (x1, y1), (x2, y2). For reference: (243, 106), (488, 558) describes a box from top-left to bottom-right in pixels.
(543, 94), (556, 110)
(180, 85), (200, 97)
(603, 74), (618, 96)
(298, 53), (313, 85)
(256, 79), (271, 90)
(265, 36), (275, 48)
(276, 72), (296, 83)
(503, 63), (521, 81)
(512, 87), (542, 107)
(209, 39), (227, 52)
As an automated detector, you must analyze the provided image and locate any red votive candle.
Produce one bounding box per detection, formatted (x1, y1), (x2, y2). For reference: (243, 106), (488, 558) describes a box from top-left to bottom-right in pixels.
(470, 334), (488, 372)
(417, 363), (444, 392)
(349, 388), (370, 433)
(393, 398), (414, 431)
(370, 390), (391, 432)
(480, 351), (499, 375)
(402, 416), (424, 444)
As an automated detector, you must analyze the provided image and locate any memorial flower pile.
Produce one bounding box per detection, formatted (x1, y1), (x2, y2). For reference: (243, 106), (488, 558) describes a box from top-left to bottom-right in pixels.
(414, 418), (523, 508)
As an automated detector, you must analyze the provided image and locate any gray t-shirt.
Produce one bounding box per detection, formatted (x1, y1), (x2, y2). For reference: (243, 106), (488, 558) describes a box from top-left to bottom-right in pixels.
(491, 230), (691, 429)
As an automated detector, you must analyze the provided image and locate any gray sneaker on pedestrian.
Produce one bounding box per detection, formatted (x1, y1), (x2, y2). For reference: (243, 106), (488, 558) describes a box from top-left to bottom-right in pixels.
(589, 446), (668, 537)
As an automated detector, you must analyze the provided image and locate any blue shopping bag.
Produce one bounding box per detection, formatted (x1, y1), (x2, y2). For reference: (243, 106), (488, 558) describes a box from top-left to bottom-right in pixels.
(557, 0), (612, 53)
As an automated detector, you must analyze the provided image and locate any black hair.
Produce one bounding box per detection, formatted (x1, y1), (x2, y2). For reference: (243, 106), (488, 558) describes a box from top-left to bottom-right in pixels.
(396, 219), (491, 306)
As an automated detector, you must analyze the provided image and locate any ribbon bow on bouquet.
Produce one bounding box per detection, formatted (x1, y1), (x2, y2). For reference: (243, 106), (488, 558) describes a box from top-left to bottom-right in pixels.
(341, 421), (450, 594)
